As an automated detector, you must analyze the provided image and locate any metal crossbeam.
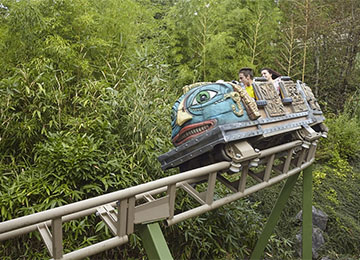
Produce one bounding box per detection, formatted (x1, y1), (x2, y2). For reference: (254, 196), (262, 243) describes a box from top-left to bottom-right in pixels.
(97, 205), (118, 235)
(37, 223), (53, 256)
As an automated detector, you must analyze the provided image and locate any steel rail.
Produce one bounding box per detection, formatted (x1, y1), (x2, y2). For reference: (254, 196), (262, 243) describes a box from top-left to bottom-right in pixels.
(0, 177), (206, 241)
(0, 161), (231, 234)
(166, 158), (314, 226)
(259, 140), (302, 158)
(52, 235), (129, 260)
(0, 206), (102, 241)
(0, 140), (304, 237)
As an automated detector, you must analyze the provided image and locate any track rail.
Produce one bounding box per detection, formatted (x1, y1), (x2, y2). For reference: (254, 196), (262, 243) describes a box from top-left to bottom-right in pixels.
(0, 139), (318, 260)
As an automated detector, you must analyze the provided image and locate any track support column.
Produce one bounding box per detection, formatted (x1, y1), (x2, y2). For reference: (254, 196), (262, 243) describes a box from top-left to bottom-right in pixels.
(302, 164), (313, 259)
(250, 172), (300, 260)
(139, 222), (173, 260)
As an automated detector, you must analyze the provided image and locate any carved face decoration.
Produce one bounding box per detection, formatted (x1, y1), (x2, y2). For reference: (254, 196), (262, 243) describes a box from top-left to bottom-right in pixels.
(171, 83), (249, 146)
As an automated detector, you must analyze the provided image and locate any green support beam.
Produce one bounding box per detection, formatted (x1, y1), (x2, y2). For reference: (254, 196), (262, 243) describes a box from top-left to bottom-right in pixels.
(139, 222), (173, 260)
(302, 165), (313, 259)
(250, 172), (300, 260)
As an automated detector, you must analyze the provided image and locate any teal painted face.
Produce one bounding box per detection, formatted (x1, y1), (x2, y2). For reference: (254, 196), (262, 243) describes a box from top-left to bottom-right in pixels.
(171, 83), (249, 146)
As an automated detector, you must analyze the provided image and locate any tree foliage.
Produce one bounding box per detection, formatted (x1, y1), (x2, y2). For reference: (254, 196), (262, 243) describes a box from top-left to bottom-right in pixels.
(0, 0), (359, 259)
(277, 0), (360, 110)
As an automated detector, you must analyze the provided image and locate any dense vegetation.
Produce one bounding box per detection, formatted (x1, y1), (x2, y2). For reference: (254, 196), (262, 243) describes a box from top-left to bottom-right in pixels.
(0, 0), (359, 259)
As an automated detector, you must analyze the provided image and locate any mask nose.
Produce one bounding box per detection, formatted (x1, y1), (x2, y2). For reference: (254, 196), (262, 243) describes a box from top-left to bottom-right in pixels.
(176, 99), (192, 126)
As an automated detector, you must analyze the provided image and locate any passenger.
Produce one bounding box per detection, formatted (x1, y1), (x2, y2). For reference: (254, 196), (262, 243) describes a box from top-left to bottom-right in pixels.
(238, 67), (256, 99)
(261, 67), (281, 94)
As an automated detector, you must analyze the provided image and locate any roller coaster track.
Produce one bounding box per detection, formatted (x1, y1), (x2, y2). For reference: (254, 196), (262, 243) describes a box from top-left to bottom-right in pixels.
(0, 139), (318, 260)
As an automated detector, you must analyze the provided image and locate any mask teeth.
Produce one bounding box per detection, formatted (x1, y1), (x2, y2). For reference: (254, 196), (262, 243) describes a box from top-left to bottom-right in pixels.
(177, 124), (211, 143)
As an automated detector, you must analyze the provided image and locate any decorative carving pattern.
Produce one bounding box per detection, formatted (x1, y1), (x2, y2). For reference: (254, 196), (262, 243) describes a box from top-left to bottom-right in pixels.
(301, 83), (321, 111)
(230, 83), (260, 120)
(182, 82), (212, 94)
(253, 82), (286, 117)
(224, 92), (244, 116)
(279, 81), (307, 113)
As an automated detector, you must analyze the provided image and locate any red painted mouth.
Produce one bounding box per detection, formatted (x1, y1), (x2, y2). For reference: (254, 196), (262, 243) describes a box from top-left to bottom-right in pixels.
(172, 120), (216, 146)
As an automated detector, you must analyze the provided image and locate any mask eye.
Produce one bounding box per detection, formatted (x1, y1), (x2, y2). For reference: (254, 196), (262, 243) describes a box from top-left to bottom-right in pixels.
(192, 90), (217, 105)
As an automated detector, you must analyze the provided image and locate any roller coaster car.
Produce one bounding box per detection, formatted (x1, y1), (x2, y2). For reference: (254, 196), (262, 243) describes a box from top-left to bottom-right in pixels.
(158, 76), (327, 172)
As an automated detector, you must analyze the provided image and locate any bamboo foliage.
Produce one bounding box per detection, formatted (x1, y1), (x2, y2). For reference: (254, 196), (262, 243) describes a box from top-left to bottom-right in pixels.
(0, 0), (360, 259)
(278, 0), (312, 81)
(239, 0), (282, 69)
(245, 8), (266, 65)
(277, 13), (302, 78)
(300, 0), (310, 82)
(192, 2), (218, 81)
(165, 0), (238, 84)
